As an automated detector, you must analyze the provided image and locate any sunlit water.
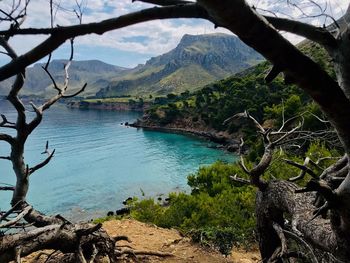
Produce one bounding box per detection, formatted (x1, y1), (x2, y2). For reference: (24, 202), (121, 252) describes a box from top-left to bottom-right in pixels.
(0, 101), (235, 220)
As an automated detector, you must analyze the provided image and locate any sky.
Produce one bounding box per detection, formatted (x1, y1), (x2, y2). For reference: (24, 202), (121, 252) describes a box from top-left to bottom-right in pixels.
(0, 0), (348, 68)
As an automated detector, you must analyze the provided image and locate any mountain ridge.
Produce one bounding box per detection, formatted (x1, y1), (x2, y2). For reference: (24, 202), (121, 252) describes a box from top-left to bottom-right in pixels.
(97, 33), (263, 97)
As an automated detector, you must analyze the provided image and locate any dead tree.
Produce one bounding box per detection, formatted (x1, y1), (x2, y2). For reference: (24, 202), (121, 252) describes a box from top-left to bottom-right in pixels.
(1, 0), (350, 262)
(225, 111), (344, 262)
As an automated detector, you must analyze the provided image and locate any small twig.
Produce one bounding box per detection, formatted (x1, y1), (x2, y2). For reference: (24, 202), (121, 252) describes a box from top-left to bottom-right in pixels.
(41, 141), (50, 155)
(62, 83), (87, 98)
(29, 149), (55, 176)
(223, 111), (265, 133)
(41, 66), (61, 93)
(273, 121), (303, 146)
(0, 114), (16, 128)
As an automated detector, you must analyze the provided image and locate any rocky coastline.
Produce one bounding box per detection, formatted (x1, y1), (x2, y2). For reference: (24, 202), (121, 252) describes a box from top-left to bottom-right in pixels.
(130, 119), (241, 152)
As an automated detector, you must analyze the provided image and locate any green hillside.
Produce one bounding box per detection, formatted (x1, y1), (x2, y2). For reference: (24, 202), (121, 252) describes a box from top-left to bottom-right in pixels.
(96, 33), (263, 97)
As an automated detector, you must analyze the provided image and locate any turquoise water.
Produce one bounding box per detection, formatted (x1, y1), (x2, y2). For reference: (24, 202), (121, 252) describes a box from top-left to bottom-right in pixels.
(0, 101), (235, 220)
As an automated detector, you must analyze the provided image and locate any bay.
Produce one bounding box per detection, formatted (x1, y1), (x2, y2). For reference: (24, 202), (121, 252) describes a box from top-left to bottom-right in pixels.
(0, 101), (235, 220)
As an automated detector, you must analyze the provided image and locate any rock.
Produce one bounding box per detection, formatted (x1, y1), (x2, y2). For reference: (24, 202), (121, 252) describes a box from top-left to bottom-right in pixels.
(116, 207), (130, 216)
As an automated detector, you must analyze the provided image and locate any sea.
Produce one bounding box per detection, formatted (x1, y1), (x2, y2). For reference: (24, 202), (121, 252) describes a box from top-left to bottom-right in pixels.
(0, 101), (235, 221)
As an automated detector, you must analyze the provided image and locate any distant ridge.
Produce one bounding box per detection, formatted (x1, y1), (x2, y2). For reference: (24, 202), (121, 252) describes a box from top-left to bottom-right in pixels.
(0, 60), (128, 97)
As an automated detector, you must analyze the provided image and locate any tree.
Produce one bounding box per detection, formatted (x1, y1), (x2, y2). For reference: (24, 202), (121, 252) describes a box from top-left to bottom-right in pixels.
(0, 0), (350, 262)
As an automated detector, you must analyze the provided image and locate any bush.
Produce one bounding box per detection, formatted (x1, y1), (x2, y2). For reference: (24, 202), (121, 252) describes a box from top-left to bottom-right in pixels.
(128, 161), (256, 254)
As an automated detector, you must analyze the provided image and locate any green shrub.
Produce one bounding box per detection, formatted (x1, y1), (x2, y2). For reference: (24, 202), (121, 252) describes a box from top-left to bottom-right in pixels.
(128, 161), (256, 254)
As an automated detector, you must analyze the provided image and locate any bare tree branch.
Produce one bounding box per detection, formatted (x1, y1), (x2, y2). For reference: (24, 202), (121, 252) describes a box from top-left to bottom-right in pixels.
(62, 83), (87, 98)
(284, 158), (318, 179)
(288, 157), (311, 182)
(0, 186), (15, 191)
(0, 133), (15, 145)
(272, 121), (303, 146)
(264, 15), (337, 48)
(224, 111), (265, 133)
(29, 149), (55, 176)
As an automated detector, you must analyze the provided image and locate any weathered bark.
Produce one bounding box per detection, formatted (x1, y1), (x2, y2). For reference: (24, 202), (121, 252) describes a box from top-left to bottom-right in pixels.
(0, 222), (117, 263)
(256, 180), (340, 262)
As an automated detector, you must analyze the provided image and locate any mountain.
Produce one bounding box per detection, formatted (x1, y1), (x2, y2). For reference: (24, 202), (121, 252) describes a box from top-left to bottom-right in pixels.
(0, 60), (128, 97)
(96, 33), (263, 97)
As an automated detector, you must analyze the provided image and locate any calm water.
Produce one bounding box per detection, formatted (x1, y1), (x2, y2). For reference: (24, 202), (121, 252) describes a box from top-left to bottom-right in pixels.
(0, 101), (235, 220)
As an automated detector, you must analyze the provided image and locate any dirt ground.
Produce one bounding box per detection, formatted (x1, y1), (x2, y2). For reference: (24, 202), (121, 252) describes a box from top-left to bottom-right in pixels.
(22, 219), (260, 263)
(104, 219), (260, 263)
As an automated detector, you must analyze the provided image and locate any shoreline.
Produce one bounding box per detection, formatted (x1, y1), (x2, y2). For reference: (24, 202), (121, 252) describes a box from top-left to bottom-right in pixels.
(129, 122), (240, 152)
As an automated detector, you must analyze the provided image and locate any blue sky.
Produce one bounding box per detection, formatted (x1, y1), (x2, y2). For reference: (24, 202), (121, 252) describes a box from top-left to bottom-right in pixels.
(0, 0), (348, 68)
